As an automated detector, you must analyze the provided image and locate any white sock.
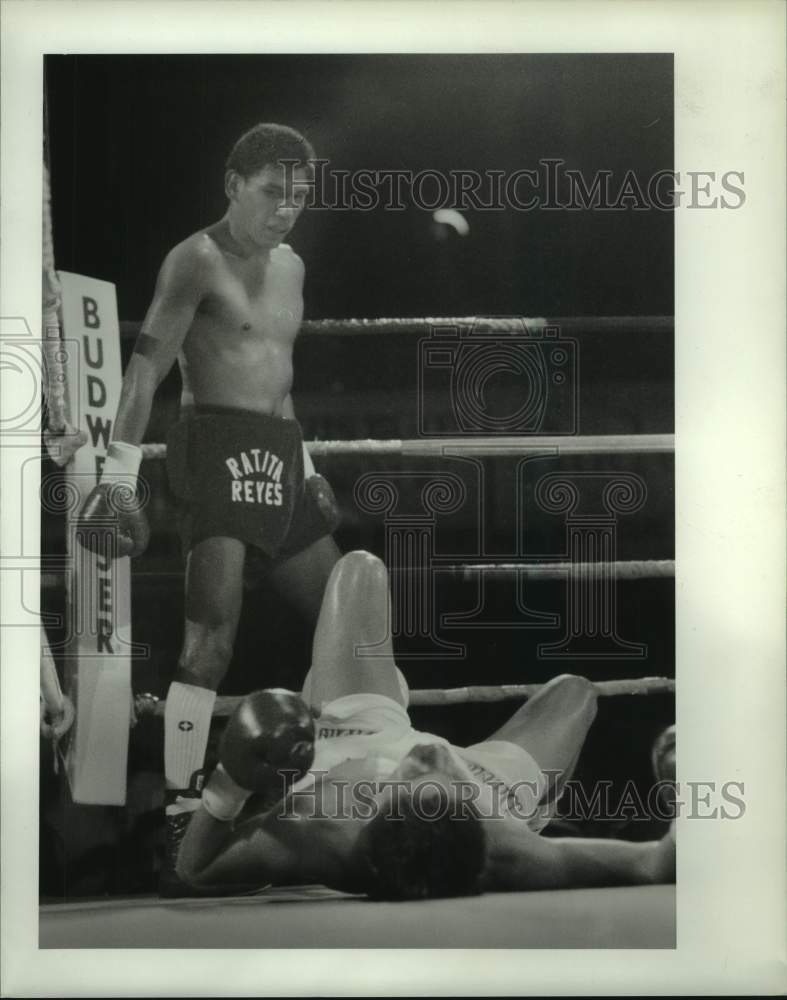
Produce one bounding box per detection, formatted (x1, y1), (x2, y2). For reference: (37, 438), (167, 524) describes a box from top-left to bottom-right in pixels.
(164, 681), (216, 791)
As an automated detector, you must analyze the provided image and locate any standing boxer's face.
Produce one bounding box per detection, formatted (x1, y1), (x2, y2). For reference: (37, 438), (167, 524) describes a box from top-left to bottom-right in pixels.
(226, 164), (311, 249)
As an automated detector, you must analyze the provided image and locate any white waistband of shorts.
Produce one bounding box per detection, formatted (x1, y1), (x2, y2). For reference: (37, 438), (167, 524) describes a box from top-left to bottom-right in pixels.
(317, 692), (410, 727)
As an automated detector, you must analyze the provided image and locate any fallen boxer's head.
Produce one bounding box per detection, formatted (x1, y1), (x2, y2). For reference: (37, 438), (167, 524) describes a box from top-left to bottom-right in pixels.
(352, 743), (487, 901)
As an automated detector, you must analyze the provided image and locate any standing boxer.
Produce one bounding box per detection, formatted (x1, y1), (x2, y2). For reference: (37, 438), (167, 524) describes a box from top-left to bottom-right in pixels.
(78, 124), (341, 878)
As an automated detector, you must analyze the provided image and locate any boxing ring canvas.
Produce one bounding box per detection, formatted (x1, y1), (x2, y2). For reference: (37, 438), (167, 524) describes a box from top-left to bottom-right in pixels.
(40, 885), (676, 950)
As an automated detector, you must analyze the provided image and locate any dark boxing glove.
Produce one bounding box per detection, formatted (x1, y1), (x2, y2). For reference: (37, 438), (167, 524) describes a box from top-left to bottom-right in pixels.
(76, 442), (149, 558)
(306, 474), (341, 534)
(203, 690), (315, 822)
(302, 444), (340, 534)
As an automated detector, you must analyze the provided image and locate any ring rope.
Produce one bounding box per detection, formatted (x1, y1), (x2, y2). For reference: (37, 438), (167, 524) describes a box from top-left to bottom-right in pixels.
(135, 675), (674, 721)
(297, 315), (673, 336)
(139, 433), (674, 462)
(43, 160), (87, 466)
(116, 315), (673, 340)
(409, 676), (675, 706)
(42, 162), (67, 433)
(38, 559), (674, 591)
(447, 559), (675, 581)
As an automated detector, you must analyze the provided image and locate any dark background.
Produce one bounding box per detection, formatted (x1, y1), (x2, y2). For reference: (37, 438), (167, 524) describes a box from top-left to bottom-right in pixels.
(46, 53), (673, 320)
(42, 54), (674, 897)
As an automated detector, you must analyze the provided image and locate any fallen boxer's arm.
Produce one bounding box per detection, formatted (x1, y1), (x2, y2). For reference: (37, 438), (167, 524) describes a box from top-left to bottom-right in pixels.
(176, 689), (316, 892)
(481, 816), (676, 892)
(175, 799), (301, 892)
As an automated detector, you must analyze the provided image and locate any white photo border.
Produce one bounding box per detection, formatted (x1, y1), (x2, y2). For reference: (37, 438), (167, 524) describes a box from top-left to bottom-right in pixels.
(1, 0), (785, 995)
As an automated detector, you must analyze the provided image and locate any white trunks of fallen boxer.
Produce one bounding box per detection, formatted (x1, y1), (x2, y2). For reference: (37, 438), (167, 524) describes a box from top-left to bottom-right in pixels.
(290, 691), (552, 830)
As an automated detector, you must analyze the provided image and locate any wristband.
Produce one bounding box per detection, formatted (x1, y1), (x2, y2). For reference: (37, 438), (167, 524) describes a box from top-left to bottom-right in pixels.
(101, 441), (142, 485)
(302, 442), (315, 479)
(202, 763), (252, 822)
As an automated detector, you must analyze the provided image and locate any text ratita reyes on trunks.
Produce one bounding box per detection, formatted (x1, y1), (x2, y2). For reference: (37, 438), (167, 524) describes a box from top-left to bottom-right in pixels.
(225, 448), (284, 506)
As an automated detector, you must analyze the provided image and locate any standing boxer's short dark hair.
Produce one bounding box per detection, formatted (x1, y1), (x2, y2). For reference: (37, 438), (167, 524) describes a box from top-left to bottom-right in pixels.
(225, 123), (316, 178)
(355, 797), (486, 900)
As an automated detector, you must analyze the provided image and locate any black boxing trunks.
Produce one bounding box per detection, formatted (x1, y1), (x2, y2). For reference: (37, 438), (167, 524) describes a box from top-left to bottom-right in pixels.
(167, 406), (336, 559)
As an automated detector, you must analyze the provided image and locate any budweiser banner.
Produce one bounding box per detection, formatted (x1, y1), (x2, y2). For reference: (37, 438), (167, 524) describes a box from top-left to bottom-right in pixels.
(59, 272), (131, 805)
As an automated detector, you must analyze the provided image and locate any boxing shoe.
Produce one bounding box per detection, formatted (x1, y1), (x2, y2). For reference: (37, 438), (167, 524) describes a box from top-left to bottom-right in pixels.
(159, 769), (206, 898)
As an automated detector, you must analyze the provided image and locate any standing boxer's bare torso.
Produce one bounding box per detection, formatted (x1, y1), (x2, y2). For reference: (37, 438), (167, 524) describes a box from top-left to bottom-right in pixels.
(178, 222), (304, 414)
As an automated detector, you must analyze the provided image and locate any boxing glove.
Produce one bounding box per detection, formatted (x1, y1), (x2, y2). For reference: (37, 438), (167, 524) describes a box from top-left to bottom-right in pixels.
(203, 690), (315, 822)
(305, 474), (341, 534)
(302, 442), (340, 533)
(76, 442), (149, 558)
(220, 689), (315, 790)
